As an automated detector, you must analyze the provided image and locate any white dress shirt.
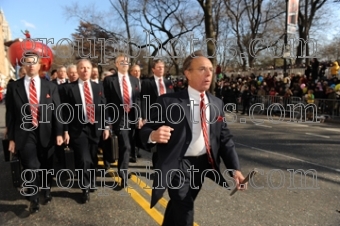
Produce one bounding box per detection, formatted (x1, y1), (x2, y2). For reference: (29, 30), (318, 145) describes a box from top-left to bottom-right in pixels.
(184, 85), (210, 156)
(57, 78), (66, 85)
(24, 75), (41, 103)
(154, 75), (166, 96)
(91, 79), (99, 84)
(78, 79), (94, 122)
(118, 72), (132, 107)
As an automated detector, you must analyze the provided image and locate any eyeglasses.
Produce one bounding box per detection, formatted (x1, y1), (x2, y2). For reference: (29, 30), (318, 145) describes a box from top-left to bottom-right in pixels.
(188, 67), (214, 74)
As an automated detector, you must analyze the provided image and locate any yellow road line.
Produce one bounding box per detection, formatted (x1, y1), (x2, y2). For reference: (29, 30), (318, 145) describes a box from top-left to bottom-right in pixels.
(97, 161), (164, 225)
(130, 174), (199, 226)
(97, 160), (199, 226)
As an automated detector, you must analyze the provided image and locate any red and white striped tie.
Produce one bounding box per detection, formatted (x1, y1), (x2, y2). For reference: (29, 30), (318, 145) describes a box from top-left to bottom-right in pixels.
(159, 78), (165, 95)
(29, 78), (39, 127)
(123, 75), (130, 112)
(200, 93), (215, 169)
(84, 81), (94, 124)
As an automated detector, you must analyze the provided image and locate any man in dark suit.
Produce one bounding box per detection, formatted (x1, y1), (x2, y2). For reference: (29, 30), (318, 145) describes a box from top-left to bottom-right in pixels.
(63, 59), (109, 203)
(52, 65), (69, 165)
(130, 64), (143, 159)
(52, 66), (68, 85)
(141, 59), (174, 167)
(6, 53), (64, 213)
(103, 54), (143, 188)
(140, 51), (246, 226)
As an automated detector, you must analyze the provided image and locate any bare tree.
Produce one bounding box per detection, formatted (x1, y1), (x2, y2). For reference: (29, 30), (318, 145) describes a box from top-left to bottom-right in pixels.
(223, 0), (285, 71)
(137, 0), (203, 75)
(295, 0), (327, 66)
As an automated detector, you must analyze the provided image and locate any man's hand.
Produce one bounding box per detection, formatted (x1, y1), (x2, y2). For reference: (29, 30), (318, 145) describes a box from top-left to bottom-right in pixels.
(150, 126), (174, 143)
(56, 136), (63, 146)
(63, 132), (70, 145)
(103, 130), (110, 140)
(138, 118), (144, 129)
(233, 170), (247, 190)
(8, 140), (15, 154)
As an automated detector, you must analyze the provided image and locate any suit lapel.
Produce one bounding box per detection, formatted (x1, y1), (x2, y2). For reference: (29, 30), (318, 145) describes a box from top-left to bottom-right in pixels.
(91, 82), (99, 105)
(207, 93), (218, 151)
(178, 90), (192, 131)
(151, 79), (158, 97)
(40, 79), (48, 104)
(16, 78), (29, 104)
(164, 79), (172, 93)
(112, 75), (123, 103)
(71, 81), (82, 105)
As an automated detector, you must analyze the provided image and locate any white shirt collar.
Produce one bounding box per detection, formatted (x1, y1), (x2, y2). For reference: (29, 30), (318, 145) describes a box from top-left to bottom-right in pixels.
(154, 75), (163, 81)
(78, 79), (90, 85)
(25, 75), (39, 83)
(118, 71), (128, 79)
(188, 85), (205, 101)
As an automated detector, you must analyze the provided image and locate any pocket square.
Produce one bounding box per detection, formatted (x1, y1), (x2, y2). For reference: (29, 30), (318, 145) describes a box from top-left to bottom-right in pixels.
(46, 94), (50, 98)
(216, 116), (224, 122)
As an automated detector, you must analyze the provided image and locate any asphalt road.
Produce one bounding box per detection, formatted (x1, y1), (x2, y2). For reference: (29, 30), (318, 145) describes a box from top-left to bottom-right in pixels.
(0, 104), (339, 226)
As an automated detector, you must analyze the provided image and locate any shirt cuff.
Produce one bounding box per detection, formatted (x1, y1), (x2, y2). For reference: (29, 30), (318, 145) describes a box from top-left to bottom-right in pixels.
(148, 133), (156, 143)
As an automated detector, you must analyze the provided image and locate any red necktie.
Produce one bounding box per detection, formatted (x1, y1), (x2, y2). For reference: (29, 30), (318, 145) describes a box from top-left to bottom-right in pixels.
(159, 78), (165, 95)
(200, 93), (215, 169)
(29, 78), (39, 127)
(123, 75), (130, 112)
(84, 81), (94, 124)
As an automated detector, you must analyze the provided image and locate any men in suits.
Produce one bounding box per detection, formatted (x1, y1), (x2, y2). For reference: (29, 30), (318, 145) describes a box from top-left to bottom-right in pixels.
(52, 66), (68, 85)
(130, 64), (143, 159)
(103, 54), (143, 188)
(140, 51), (246, 226)
(141, 59), (174, 167)
(63, 59), (109, 203)
(51, 66), (70, 165)
(6, 53), (64, 213)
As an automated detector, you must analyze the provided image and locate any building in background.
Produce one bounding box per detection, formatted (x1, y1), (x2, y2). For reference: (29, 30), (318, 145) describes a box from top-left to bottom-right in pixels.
(0, 9), (15, 87)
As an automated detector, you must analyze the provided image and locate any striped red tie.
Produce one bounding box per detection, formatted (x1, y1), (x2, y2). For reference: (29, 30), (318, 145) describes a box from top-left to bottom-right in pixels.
(200, 93), (215, 169)
(159, 78), (165, 95)
(84, 81), (94, 124)
(29, 78), (39, 127)
(123, 75), (130, 112)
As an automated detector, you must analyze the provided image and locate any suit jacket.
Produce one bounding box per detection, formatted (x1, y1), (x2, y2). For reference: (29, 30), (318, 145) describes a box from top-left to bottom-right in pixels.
(140, 77), (174, 120)
(5, 77), (63, 150)
(103, 73), (141, 129)
(62, 80), (107, 143)
(140, 89), (240, 208)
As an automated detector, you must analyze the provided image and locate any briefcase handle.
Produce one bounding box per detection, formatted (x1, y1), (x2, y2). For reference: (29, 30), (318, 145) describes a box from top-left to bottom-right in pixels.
(64, 145), (71, 152)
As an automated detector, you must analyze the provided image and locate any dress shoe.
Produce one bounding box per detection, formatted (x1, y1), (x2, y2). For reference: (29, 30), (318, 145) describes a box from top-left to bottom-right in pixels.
(29, 199), (40, 213)
(44, 191), (52, 204)
(81, 190), (90, 204)
(129, 157), (137, 163)
(121, 179), (128, 188)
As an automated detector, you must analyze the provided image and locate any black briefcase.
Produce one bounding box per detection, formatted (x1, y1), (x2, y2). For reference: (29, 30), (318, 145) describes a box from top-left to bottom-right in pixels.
(10, 153), (22, 188)
(109, 131), (119, 162)
(2, 138), (10, 162)
(64, 146), (75, 174)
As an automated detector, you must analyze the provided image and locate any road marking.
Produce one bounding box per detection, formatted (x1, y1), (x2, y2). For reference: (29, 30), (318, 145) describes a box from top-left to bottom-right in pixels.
(305, 133), (330, 139)
(97, 161), (165, 225)
(98, 161), (200, 225)
(255, 124), (272, 128)
(323, 128), (340, 132)
(235, 142), (340, 173)
(291, 123), (309, 127)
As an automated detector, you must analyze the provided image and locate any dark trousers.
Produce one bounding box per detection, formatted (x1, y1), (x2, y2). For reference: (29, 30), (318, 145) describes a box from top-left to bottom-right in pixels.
(115, 126), (135, 179)
(19, 130), (54, 201)
(162, 154), (210, 226)
(70, 124), (98, 190)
